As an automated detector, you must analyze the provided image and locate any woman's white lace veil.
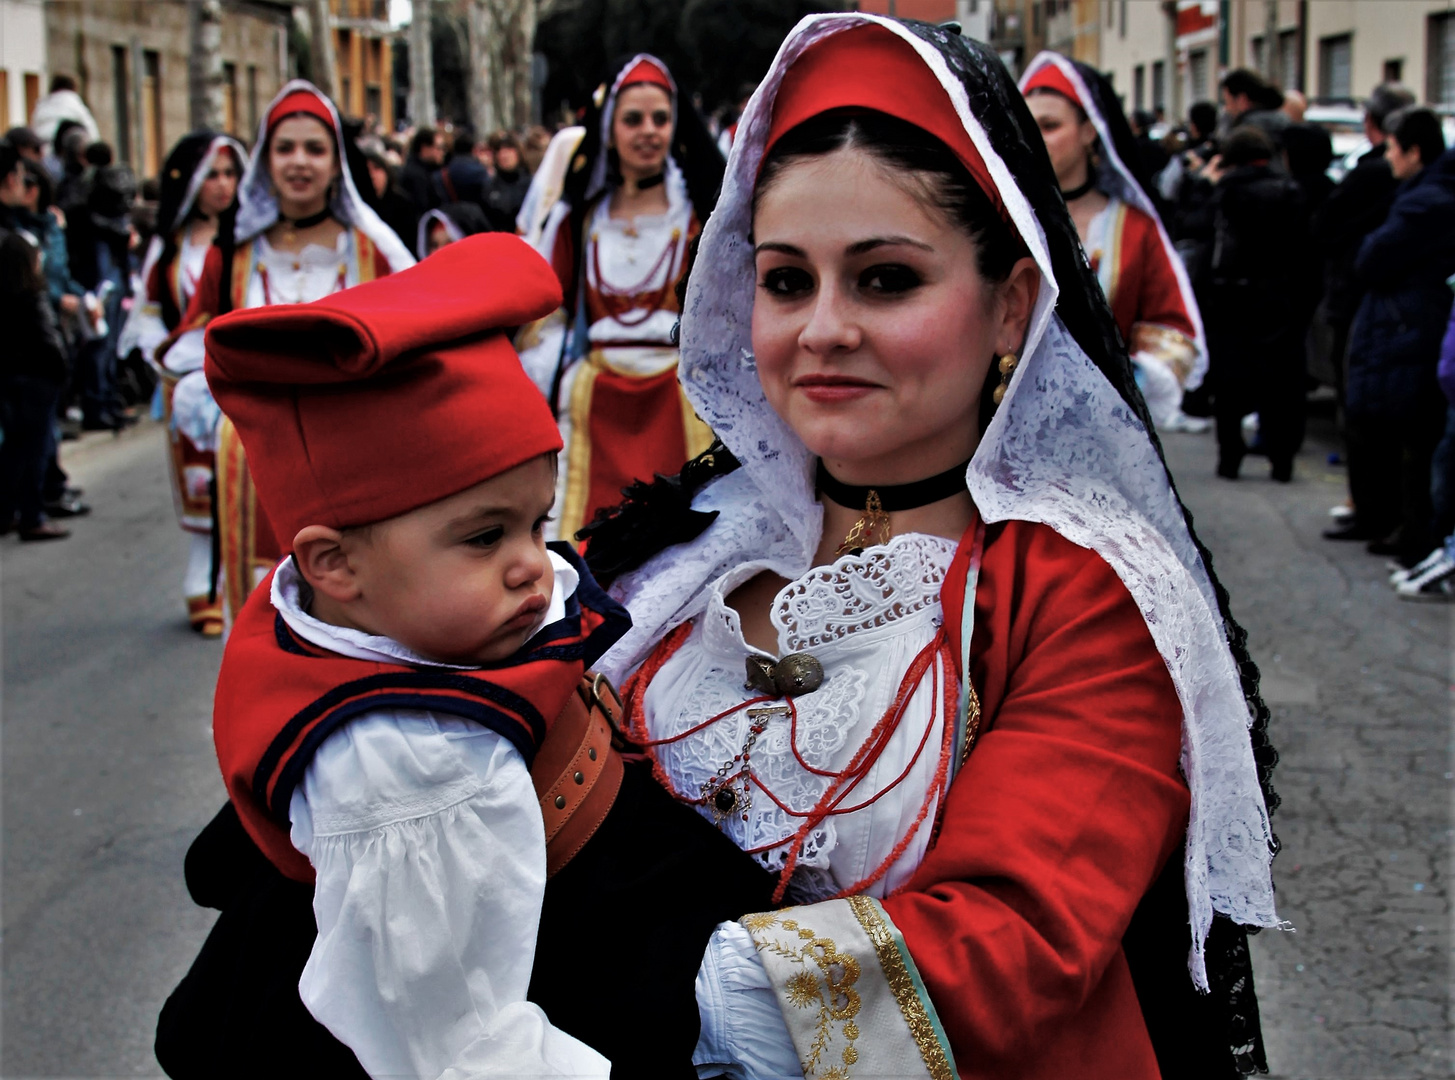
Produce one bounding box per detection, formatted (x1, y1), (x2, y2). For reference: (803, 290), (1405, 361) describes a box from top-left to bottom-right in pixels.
(597, 12), (1280, 988)
(233, 79), (415, 273)
(1019, 50), (1207, 387)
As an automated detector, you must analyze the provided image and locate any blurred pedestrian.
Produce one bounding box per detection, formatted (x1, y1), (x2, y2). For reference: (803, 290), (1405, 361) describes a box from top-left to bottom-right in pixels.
(1218, 68), (1289, 149)
(5, 126), (43, 165)
(415, 200), (489, 258)
(1342, 109), (1455, 567)
(363, 145), (418, 251)
(481, 131), (530, 232)
(433, 130), (490, 205)
(0, 229), (71, 540)
(28, 74), (99, 151)
(399, 125), (444, 213)
(1021, 53), (1206, 431)
(1201, 126), (1309, 481)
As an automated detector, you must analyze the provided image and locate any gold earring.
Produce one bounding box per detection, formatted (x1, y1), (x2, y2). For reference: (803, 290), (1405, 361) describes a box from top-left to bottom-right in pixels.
(991, 352), (1018, 406)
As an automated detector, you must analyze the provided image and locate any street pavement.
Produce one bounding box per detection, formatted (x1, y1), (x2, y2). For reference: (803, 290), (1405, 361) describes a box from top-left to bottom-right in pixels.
(1, 416), (1449, 1078)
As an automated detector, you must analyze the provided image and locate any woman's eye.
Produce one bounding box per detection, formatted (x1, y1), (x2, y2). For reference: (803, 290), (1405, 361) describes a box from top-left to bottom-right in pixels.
(533, 514), (553, 535)
(759, 266), (813, 296)
(620, 111), (644, 127)
(466, 526), (505, 548)
(860, 264), (922, 294)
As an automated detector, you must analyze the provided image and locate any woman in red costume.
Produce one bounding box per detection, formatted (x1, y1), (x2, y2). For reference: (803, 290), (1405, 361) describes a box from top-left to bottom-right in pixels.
(580, 14), (1282, 1078)
(117, 131), (243, 635)
(159, 81), (413, 625)
(1020, 52), (1209, 434)
(518, 54), (725, 540)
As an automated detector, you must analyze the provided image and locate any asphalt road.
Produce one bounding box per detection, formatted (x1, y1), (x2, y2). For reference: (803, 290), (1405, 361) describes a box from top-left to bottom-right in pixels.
(1, 417), (1448, 1078)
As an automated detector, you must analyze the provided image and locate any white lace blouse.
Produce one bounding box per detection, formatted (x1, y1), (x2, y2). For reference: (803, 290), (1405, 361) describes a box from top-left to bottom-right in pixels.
(641, 532), (957, 900)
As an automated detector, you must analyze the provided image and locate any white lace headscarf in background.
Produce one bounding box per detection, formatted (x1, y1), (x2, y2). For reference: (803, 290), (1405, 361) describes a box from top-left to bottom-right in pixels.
(1019, 50), (1208, 389)
(596, 12), (1281, 989)
(233, 80), (415, 273)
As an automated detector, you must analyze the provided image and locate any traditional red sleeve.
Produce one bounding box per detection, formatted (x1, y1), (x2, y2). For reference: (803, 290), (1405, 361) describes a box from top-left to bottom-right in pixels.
(882, 520), (1188, 1076)
(371, 243), (394, 279)
(550, 214), (578, 314)
(1118, 206), (1196, 340)
(145, 257), (165, 304)
(157, 244), (224, 362)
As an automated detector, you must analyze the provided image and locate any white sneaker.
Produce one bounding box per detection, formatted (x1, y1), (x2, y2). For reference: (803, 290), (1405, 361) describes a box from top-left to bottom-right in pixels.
(1390, 547), (1447, 586)
(1328, 503), (1355, 524)
(1163, 412), (1212, 433)
(1396, 551), (1455, 600)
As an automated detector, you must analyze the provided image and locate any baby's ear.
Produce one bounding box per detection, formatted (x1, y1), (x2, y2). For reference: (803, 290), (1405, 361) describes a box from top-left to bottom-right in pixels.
(293, 525), (359, 602)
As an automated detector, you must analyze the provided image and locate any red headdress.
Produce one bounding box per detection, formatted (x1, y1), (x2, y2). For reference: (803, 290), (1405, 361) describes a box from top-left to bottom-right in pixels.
(204, 233), (564, 546)
(618, 56), (674, 94)
(265, 87), (337, 142)
(764, 24), (1007, 221)
(1020, 62), (1085, 110)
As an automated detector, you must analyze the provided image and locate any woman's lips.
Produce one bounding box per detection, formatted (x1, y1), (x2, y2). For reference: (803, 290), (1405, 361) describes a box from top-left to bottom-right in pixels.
(793, 374), (881, 404)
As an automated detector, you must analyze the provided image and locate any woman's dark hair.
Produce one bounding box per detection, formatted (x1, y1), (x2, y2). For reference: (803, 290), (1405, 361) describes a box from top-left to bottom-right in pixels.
(754, 108), (1028, 286)
(1282, 122), (1333, 179)
(1386, 105), (1446, 169)
(1220, 124), (1275, 167)
(0, 231), (44, 298)
(23, 159), (52, 210)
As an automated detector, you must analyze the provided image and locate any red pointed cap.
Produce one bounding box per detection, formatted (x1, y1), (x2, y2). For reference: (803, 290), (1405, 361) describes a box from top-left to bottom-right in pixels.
(619, 57), (673, 93)
(765, 24), (1007, 221)
(1022, 62), (1085, 110)
(204, 233), (564, 546)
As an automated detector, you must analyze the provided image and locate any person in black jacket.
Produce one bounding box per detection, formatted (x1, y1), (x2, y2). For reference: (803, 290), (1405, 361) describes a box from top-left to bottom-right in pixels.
(398, 126), (444, 214)
(0, 227), (72, 540)
(1342, 109), (1455, 567)
(1201, 126), (1310, 481)
(481, 132), (531, 232)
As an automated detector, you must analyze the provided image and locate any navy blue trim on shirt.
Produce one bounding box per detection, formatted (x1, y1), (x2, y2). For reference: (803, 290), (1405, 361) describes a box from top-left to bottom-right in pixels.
(252, 671), (547, 821)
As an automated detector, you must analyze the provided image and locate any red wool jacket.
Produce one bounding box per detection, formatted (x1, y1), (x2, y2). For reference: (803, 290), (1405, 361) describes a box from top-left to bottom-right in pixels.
(890, 519), (1190, 1078)
(212, 543), (629, 883)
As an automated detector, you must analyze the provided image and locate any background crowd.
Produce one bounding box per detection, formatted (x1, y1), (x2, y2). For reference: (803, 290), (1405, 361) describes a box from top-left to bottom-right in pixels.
(6, 59), (1455, 607)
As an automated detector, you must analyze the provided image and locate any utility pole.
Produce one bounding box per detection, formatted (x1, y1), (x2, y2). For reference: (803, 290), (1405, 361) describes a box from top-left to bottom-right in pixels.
(308, 0), (338, 101)
(188, 0), (225, 132)
(409, 0), (436, 127)
(1263, 0), (1280, 86)
(1163, 1), (1181, 121)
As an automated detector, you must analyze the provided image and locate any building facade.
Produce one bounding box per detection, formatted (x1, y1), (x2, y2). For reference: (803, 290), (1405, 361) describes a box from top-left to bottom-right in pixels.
(329, 0), (395, 129)
(43, 0), (289, 179)
(0, 0), (46, 129)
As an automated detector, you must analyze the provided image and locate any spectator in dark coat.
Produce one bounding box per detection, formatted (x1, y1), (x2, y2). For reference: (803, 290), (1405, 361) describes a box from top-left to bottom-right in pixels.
(433, 131), (491, 205)
(1343, 110), (1455, 566)
(481, 132), (531, 232)
(1201, 126), (1310, 482)
(0, 228), (71, 540)
(1218, 68), (1289, 150)
(363, 146), (419, 252)
(398, 126), (444, 214)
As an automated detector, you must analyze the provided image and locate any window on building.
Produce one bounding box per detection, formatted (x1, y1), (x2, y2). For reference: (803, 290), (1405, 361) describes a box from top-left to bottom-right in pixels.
(1032, 1), (1041, 37)
(142, 49), (162, 178)
(111, 45), (131, 165)
(342, 77), (352, 115)
(1279, 30), (1299, 90)
(0, 71), (9, 129)
(1251, 35), (1265, 75)
(1384, 58), (1404, 84)
(247, 65), (259, 136)
(1134, 63), (1145, 110)
(1430, 13), (1455, 107)
(365, 84), (382, 120)
(1152, 59), (1166, 110)
(1189, 49), (1209, 103)
(223, 62), (238, 135)
(23, 72), (39, 121)
(1319, 34), (1352, 100)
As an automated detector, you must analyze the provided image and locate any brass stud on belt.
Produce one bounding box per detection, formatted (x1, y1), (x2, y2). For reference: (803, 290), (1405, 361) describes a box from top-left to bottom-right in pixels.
(588, 747), (598, 761)
(573, 771), (585, 784)
(554, 795), (567, 809)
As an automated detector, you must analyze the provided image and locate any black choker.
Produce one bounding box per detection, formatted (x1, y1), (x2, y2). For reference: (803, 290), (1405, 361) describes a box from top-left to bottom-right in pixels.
(817, 459), (971, 556)
(279, 208), (332, 231)
(610, 171), (665, 190)
(1060, 176), (1097, 202)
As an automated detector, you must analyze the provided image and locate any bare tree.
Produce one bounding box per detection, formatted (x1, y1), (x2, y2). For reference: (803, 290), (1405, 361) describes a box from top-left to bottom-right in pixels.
(308, 0), (338, 100)
(188, 0), (225, 131)
(410, 0), (437, 126)
(466, 0), (536, 135)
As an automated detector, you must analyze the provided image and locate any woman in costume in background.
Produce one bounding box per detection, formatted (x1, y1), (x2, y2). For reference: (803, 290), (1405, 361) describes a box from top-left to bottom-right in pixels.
(518, 54), (723, 540)
(118, 132), (243, 635)
(159, 81), (413, 626)
(1020, 52), (1208, 433)
(580, 15), (1281, 1077)
(415, 200), (489, 259)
